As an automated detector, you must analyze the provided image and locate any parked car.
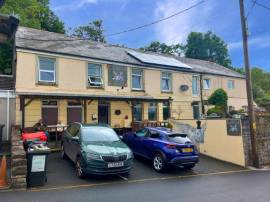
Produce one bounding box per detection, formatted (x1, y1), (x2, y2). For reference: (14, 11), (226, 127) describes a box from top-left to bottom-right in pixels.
(122, 127), (199, 172)
(61, 123), (133, 178)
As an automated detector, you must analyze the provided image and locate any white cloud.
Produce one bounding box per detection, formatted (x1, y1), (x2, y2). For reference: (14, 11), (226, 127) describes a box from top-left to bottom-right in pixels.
(228, 35), (270, 51)
(153, 0), (215, 44)
(53, 0), (97, 11)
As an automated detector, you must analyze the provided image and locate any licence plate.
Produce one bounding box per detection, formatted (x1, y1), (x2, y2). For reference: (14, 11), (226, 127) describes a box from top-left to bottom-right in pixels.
(108, 162), (124, 168)
(182, 148), (193, 153)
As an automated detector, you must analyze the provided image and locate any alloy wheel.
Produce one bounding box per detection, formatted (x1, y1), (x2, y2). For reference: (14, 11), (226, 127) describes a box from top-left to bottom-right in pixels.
(76, 159), (84, 178)
(153, 155), (163, 171)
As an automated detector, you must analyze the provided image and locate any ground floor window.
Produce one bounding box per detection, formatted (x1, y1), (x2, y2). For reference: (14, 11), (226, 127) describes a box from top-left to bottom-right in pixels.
(163, 101), (170, 120)
(133, 103), (143, 121)
(42, 100), (58, 125)
(67, 100), (82, 124)
(148, 102), (157, 121)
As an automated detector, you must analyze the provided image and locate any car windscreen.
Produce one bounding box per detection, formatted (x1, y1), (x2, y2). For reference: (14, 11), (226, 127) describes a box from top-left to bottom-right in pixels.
(166, 133), (189, 143)
(81, 127), (120, 142)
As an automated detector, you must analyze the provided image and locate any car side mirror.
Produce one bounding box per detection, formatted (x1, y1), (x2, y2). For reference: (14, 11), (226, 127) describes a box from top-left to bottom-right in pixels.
(72, 136), (79, 142)
(119, 135), (123, 140)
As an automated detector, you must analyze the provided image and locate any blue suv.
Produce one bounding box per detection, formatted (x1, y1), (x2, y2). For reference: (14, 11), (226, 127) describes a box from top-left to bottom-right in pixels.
(123, 127), (199, 172)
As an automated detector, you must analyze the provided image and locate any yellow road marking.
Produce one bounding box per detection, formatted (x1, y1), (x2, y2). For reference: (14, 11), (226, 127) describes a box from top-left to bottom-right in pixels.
(0, 169), (255, 193)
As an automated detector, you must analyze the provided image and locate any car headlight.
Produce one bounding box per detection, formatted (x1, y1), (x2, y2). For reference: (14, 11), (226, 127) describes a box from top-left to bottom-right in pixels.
(127, 151), (133, 159)
(86, 152), (101, 160)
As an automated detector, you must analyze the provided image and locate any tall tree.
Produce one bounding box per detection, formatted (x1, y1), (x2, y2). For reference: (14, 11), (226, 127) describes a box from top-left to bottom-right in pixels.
(140, 41), (183, 56)
(184, 31), (231, 67)
(0, 0), (65, 33)
(73, 20), (106, 43)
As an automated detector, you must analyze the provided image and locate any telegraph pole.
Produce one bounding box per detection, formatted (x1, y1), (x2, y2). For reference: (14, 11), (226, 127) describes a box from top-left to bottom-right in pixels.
(239, 0), (259, 167)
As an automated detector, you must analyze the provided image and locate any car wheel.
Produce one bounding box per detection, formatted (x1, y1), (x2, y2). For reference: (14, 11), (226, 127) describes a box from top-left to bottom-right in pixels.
(152, 153), (166, 172)
(184, 164), (195, 170)
(61, 144), (67, 160)
(76, 157), (85, 178)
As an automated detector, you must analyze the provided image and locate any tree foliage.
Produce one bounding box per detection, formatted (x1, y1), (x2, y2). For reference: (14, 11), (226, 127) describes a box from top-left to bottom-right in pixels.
(140, 41), (183, 56)
(73, 20), (106, 43)
(251, 67), (270, 108)
(184, 31), (231, 67)
(208, 88), (228, 107)
(0, 0), (65, 33)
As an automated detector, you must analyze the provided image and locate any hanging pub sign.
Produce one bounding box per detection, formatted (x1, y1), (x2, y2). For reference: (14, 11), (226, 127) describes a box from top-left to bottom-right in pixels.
(226, 119), (241, 136)
(108, 65), (127, 87)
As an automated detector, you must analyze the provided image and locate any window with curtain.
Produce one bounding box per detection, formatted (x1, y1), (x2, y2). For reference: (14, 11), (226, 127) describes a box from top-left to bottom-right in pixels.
(88, 63), (103, 87)
(133, 103), (142, 121)
(192, 75), (199, 95)
(161, 72), (172, 92)
(38, 57), (56, 83)
(163, 101), (170, 120)
(203, 78), (211, 89)
(148, 102), (157, 121)
(132, 68), (143, 90)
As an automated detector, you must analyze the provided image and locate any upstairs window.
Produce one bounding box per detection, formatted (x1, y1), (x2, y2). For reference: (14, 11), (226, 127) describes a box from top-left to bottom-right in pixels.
(132, 68), (143, 90)
(228, 80), (235, 89)
(192, 75), (199, 95)
(88, 63), (103, 87)
(161, 72), (172, 92)
(203, 78), (211, 89)
(38, 57), (56, 83)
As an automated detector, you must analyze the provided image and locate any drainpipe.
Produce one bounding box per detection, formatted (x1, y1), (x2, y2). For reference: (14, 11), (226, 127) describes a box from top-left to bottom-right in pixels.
(199, 74), (205, 116)
(6, 90), (10, 140)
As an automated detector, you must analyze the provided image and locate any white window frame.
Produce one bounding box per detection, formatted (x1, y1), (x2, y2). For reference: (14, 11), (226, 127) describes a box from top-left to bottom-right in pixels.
(161, 71), (172, 92)
(203, 78), (211, 90)
(131, 68), (143, 90)
(38, 57), (56, 83)
(88, 63), (103, 87)
(228, 80), (235, 89)
(192, 75), (200, 96)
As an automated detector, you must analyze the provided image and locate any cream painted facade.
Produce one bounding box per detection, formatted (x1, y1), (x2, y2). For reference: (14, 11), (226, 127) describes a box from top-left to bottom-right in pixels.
(15, 50), (248, 128)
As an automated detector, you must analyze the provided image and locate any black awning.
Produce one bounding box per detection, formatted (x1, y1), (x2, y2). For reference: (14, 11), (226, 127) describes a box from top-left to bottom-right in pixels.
(18, 92), (173, 102)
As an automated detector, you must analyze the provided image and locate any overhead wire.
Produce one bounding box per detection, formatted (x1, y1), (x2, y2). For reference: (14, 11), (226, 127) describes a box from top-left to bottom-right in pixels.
(16, 0), (206, 42)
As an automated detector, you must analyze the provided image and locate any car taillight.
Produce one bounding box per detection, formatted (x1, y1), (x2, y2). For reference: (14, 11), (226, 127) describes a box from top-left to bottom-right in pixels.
(166, 144), (177, 149)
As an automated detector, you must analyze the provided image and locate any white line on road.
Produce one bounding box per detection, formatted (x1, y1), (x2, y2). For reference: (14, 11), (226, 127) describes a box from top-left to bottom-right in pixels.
(117, 174), (128, 181)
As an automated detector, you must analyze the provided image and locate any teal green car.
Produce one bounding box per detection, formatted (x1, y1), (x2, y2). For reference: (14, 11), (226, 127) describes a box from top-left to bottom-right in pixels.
(61, 123), (133, 178)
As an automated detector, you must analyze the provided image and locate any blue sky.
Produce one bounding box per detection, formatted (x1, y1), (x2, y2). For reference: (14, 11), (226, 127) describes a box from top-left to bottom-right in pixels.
(50, 0), (270, 71)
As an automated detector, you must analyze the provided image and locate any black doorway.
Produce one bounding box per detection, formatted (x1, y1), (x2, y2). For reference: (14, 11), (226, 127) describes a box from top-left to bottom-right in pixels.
(98, 102), (110, 124)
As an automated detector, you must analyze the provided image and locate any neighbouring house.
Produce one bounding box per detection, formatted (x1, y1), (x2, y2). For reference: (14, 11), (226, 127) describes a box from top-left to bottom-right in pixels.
(14, 27), (247, 129)
(0, 14), (19, 141)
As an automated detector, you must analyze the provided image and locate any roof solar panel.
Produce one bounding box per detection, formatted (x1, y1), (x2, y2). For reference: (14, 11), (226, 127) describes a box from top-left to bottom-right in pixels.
(127, 50), (192, 69)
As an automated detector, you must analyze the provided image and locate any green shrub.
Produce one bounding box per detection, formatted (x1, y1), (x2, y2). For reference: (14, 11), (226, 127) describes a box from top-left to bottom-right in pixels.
(208, 88), (228, 107)
(207, 106), (225, 117)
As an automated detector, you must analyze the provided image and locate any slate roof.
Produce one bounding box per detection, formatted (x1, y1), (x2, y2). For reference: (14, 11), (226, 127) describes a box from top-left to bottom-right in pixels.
(15, 27), (245, 79)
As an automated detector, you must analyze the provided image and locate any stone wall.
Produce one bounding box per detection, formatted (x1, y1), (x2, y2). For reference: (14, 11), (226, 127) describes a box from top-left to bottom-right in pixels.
(10, 126), (27, 189)
(242, 115), (270, 168)
(241, 118), (253, 167)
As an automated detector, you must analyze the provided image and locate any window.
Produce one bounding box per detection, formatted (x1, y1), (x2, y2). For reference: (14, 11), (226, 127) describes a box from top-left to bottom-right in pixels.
(203, 78), (211, 89)
(148, 102), (157, 121)
(67, 124), (80, 137)
(133, 103), (143, 121)
(136, 128), (149, 137)
(88, 63), (103, 87)
(163, 101), (170, 120)
(132, 68), (143, 90)
(42, 100), (58, 125)
(38, 57), (56, 83)
(228, 80), (235, 89)
(192, 75), (199, 95)
(161, 72), (172, 92)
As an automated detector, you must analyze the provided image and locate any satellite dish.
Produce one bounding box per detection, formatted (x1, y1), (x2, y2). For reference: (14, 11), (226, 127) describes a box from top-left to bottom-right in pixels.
(180, 85), (189, 92)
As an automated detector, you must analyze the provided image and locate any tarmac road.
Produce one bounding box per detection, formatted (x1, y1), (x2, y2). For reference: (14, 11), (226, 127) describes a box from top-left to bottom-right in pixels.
(1, 169), (270, 202)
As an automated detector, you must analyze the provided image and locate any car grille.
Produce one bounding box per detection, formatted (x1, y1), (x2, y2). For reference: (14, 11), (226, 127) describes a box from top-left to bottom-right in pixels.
(101, 155), (127, 162)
